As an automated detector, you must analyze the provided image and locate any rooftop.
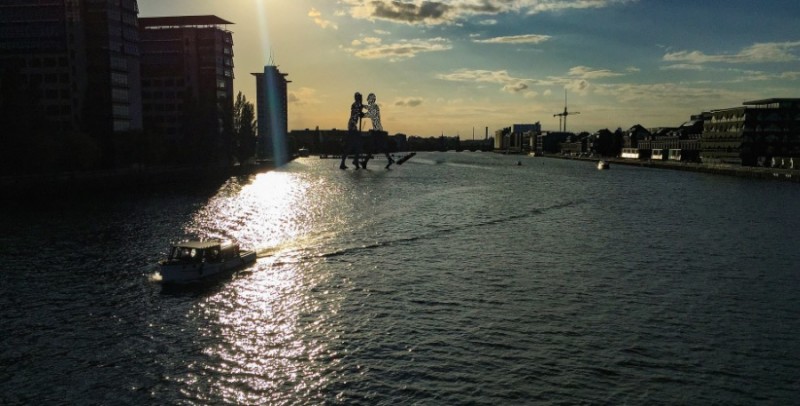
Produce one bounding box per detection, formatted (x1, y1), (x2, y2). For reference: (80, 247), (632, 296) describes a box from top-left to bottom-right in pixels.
(139, 15), (233, 29)
(172, 240), (229, 250)
(743, 98), (800, 106)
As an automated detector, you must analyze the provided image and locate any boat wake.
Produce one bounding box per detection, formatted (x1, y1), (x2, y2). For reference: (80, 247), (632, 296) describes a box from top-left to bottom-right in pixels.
(318, 199), (586, 260)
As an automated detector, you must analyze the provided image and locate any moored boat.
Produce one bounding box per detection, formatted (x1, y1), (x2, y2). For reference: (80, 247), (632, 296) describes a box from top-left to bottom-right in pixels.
(159, 239), (256, 284)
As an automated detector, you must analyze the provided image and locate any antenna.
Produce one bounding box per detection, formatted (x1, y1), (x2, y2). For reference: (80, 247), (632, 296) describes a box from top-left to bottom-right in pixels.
(553, 89), (580, 132)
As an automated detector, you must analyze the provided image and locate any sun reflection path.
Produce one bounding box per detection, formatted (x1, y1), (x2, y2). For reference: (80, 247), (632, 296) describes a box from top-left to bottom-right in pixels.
(176, 167), (353, 403)
(186, 170), (324, 258)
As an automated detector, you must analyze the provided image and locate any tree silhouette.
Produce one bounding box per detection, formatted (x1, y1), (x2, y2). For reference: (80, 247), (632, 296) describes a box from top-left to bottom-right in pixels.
(232, 91), (257, 165)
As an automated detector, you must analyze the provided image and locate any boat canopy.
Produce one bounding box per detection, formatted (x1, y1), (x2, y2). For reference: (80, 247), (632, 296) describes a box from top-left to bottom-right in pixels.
(171, 240), (223, 250)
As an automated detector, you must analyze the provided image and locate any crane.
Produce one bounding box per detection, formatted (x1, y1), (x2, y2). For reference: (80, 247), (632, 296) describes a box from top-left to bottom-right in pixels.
(553, 90), (579, 132)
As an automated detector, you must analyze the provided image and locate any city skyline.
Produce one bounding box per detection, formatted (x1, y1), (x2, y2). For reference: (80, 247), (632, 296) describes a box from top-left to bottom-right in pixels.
(137, 0), (800, 136)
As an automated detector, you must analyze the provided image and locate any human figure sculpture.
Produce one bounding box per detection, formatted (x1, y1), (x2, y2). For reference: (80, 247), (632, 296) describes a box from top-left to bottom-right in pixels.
(340, 92), (364, 170)
(362, 93), (394, 169)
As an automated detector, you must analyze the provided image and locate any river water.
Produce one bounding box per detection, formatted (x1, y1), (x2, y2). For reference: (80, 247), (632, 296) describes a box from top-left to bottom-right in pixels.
(2, 152), (799, 405)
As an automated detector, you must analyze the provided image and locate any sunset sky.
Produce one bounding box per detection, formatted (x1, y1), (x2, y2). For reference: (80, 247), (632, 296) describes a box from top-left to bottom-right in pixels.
(138, 0), (800, 136)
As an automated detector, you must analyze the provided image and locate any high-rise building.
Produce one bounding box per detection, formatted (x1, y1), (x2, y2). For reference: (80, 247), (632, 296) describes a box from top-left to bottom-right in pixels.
(701, 98), (800, 166)
(85, 0), (143, 143)
(139, 15), (235, 165)
(0, 0), (142, 139)
(252, 65), (291, 165)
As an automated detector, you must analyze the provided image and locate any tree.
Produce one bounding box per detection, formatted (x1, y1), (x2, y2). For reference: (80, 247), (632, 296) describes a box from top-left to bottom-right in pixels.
(233, 92), (257, 165)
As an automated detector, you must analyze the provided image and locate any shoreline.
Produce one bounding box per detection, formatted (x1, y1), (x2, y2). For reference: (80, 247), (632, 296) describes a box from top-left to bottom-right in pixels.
(540, 154), (799, 183)
(3, 152), (797, 202)
(0, 161), (278, 202)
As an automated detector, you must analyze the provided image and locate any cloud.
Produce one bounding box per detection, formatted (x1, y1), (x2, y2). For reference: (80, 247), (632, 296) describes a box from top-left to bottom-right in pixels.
(437, 68), (531, 93)
(660, 64), (705, 71)
(565, 79), (589, 94)
(437, 66), (628, 95)
(663, 41), (800, 64)
(592, 82), (742, 103)
(478, 19), (498, 25)
(473, 34), (551, 44)
(567, 65), (624, 79)
(289, 87), (320, 106)
(780, 71), (800, 80)
(372, 0), (453, 25)
(345, 37), (452, 61)
(504, 82), (529, 92)
(341, 0), (636, 26)
(527, 0), (636, 14)
(395, 97), (424, 107)
(308, 8), (338, 30)
(735, 70), (800, 82)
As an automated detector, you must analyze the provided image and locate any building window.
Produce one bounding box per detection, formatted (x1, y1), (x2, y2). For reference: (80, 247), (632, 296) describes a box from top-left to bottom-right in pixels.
(111, 72), (128, 86)
(112, 88), (129, 102)
(113, 119), (131, 132)
(113, 104), (130, 117)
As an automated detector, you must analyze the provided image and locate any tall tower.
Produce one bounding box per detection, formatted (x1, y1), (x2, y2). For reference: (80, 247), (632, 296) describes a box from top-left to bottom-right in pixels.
(252, 65), (291, 165)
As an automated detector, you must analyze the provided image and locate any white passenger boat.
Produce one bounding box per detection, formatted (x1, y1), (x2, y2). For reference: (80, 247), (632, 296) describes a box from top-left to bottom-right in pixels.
(159, 239), (256, 284)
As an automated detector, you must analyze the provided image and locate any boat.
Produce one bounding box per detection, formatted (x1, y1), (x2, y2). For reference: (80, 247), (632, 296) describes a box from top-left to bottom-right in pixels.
(298, 147), (310, 157)
(159, 239), (256, 284)
(597, 160), (610, 170)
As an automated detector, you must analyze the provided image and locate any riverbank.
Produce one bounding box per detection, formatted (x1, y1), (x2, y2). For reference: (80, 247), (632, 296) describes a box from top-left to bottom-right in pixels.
(540, 154), (799, 183)
(0, 160), (278, 202)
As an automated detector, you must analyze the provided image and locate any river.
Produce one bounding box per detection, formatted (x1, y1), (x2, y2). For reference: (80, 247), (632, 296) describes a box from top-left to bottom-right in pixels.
(2, 152), (799, 404)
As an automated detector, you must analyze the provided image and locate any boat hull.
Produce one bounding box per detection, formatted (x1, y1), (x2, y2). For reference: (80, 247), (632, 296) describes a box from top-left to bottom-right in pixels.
(160, 251), (256, 284)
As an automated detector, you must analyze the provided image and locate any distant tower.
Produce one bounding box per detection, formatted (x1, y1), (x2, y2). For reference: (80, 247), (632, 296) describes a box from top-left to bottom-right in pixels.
(252, 65), (291, 165)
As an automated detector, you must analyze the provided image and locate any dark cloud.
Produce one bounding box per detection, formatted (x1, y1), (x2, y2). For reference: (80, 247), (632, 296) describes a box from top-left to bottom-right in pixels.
(372, 0), (452, 24)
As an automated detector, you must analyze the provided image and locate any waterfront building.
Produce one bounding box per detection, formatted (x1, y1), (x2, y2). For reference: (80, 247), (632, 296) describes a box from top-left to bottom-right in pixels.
(536, 132), (572, 155)
(633, 113), (708, 162)
(701, 98), (800, 166)
(252, 65), (291, 165)
(288, 128), (409, 156)
(494, 127), (510, 150)
(514, 123), (541, 153)
(0, 0), (142, 165)
(139, 15), (234, 165)
(289, 128), (345, 156)
(494, 123), (540, 152)
(560, 133), (588, 156)
(587, 129), (622, 157)
(623, 125), (650, 149)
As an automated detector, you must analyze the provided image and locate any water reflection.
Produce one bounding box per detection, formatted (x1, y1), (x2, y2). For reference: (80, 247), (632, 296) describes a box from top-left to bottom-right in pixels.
(186, 171), (311, 254)
(172, 168), (341, 403)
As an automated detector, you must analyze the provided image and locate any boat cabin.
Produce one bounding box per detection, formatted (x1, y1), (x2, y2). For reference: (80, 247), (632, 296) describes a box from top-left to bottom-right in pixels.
(167, 240), (239, 264)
